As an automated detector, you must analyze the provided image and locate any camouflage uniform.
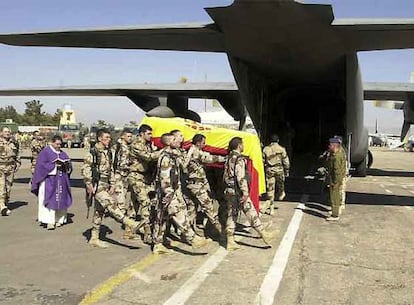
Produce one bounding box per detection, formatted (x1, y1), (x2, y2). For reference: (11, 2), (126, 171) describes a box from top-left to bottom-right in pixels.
(338, 145), (348, 213)
(112, 140), (132, 215)
(223, 150), (264, 237)
(81, 143), (140, 247)
(327, 148), (346, 218)
(184, 144), (225, 230)
(0, 137), (20, 215)
(153, 148), (196, 246)
(262, 142), (290, 214)
(128, 137), (160, 242)
(30, 138), (46, 175)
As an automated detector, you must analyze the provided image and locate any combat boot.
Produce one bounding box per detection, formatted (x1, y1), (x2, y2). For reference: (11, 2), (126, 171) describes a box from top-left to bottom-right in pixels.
(226, 235), (240, 251)
(191, 235), (208, 249)
(122, 217), (142, 234)
(260, 200), (270, 215)
(122, 227), (140, 240)
(326, 216), (339, 221)
(269, 203), (275, 216)
(1, 208), (11, 216)
(278, 191), (286, 201)
(153, 243), (172, 255)
(88, 230), (109, 249)
(260, 230), (275, 246)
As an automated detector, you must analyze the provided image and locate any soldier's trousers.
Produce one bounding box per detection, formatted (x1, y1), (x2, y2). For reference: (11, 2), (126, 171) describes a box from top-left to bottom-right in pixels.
(266, 172), (285, 203)
(114, 175), (134, 217)
(187, 182), (219, 226)
(224, 192), (264, 236)
(0, 170), (14, 211)
(153, 191), (194, 245)
(128, 172), (153, 227)
(340, 177), (348, 210)
(92, 182), (129, 234)
(329, 184), (342, 218)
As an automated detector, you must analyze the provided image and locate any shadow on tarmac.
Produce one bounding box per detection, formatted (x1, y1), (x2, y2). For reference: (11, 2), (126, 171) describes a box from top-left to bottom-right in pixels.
(368, 168), (414, 177)
(346, 192), (414, 206)
(8, 201), (28, 211)
(14, 177), (31, 184)
(82, 226), (141, 250)
(70, 178), (85, 188)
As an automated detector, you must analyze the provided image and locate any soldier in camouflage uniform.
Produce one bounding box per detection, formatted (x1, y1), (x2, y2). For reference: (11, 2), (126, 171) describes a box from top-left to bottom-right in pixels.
(112, 128), (138, 239)
(326, 137), (347, 221)
(262, 134), (290, 215)
(30, 130), (46, 175)
(223, 137), (273, 250)
(0, 127), (21, 216)
(128, 124), (160, 244)
(334, 136), (348, 215)
(183, 134), (225, 238)
(152, 133), (207, 254)
(81, 128), (141, 248)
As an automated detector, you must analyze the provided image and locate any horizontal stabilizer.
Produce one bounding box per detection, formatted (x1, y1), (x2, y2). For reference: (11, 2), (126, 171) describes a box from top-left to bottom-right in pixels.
(363, 82), (414, 102)
(334, 19), (414, 51)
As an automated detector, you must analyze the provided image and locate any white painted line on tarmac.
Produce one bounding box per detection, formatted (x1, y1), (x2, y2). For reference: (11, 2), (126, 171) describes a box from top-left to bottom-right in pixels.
(402, 185), (408, 189)
(385, 189), (393, 194)
(410, 190), (414, 195)
(163, 247), (228, 305)
(255, 201), (305, 305)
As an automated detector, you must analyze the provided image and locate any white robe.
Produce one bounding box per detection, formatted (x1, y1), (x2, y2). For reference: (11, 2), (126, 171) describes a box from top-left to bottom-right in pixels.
(37, 146), (68, 225)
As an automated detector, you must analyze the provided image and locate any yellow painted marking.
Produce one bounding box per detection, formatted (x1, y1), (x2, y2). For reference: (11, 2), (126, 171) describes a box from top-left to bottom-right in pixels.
(79, 254), (161, 305)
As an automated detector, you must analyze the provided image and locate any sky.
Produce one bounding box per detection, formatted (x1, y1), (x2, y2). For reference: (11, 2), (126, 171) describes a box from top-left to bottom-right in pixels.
(0, 0), (413, 134)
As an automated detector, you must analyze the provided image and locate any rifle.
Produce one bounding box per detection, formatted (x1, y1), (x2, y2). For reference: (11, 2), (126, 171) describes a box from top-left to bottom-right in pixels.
(86, 147), (100, 219)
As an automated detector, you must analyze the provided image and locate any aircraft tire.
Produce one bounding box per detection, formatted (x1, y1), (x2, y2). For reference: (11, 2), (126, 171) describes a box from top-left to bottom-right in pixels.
(367, 150), (373, 169)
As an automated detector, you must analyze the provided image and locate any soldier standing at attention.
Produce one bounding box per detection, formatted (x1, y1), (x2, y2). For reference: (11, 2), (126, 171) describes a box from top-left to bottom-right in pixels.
(153, 133), (207, 254)
(223, 137), (273, 251)
(112, 128), (138, 239)
(0, 127), (21, 216)
(81, 128), (142, 248)
(326, 137), (347, 221)
(30, 130), (46, 175)
(128, 124), (160, 244)
(184, 134), (225, 238)
(262, 134), (290, 215)
(334, 135), (348, 215)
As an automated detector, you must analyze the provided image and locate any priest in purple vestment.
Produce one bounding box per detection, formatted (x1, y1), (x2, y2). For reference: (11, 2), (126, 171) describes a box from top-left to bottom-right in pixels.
(31, 135), (73, 230)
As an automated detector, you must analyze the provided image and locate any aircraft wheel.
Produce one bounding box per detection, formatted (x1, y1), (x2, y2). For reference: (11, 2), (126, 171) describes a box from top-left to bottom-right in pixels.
(367, 150), (373, 169)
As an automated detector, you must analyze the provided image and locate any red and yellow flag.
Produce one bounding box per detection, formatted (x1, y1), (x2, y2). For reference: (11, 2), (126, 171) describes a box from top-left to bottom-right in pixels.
(140, 117), (265, 211)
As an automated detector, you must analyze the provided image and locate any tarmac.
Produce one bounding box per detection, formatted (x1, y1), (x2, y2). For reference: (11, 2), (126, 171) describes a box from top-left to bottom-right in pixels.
(0, 147), (413, 305)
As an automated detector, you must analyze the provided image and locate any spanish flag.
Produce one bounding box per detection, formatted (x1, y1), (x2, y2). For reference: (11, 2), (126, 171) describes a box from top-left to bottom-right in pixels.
(140, 117), (265, 211)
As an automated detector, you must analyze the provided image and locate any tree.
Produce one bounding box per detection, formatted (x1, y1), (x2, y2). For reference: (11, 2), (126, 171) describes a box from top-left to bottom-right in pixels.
(96, 120), (107, 126)
(128, 121), (139, 126)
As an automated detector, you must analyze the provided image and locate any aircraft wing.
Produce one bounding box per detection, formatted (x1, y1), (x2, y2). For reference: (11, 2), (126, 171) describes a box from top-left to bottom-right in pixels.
(334, 19), (414, 51)
(0, 82), (238, 98)
(0, 82), (243, 120)
(0, 23), (225, 52)
(363, 82), (414, 103)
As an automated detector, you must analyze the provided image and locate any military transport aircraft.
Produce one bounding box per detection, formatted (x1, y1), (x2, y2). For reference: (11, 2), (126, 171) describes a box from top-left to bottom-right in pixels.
(1, 0), (414, 176)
